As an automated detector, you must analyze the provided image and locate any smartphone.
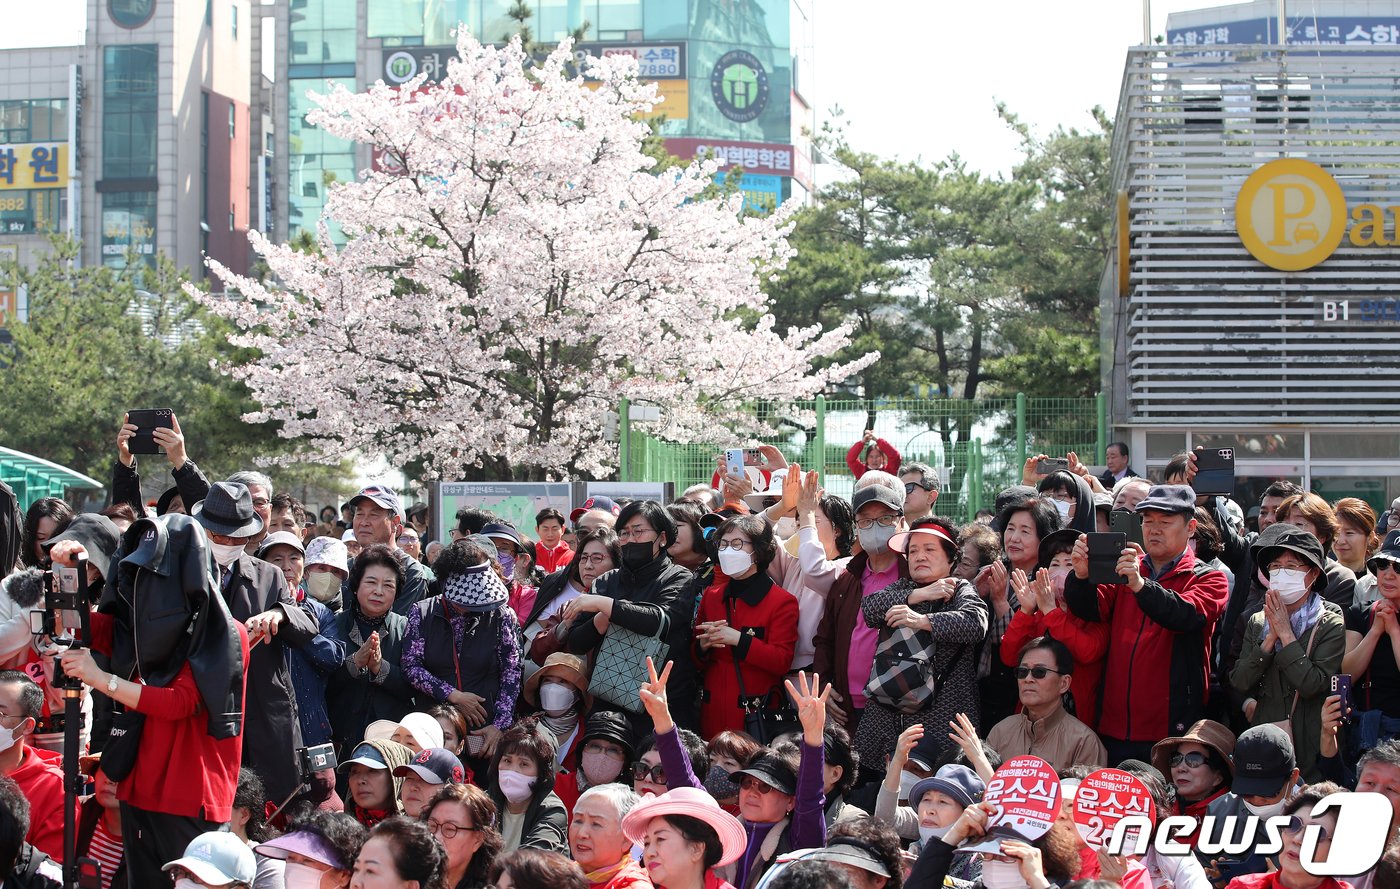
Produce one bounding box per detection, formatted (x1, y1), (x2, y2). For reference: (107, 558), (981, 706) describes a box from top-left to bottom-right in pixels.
(127, 408), (174, 455)
(1086, 532), (1129, 584)
(1110, 510), (1144, 548)
(724, 449), (745, 478)
(1332, 674), (1352, 719)
(1193, 447), (1236, 497)
(743, 448), (763, 466)
(1037, 457), (1069, 475)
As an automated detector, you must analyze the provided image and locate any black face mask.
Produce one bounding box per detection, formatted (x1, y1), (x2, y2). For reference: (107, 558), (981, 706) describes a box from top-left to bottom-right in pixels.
(620, 541), (657, 571)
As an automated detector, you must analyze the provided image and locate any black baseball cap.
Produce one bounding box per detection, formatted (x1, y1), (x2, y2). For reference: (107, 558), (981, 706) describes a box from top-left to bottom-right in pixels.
(1232, 724), (1296, 797)
(733, 752), (796, 796)
(1369, 529), (1400, 574)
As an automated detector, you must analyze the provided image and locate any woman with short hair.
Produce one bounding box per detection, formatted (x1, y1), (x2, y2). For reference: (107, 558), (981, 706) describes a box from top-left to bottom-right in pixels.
(351, 816), (447, 889)
(569, 784), (648, 889)
(1332, 498), (1380, 607)
(487, 718), (568, 855)
(489, 849), (588, 889)
(424, 783), (504, 889)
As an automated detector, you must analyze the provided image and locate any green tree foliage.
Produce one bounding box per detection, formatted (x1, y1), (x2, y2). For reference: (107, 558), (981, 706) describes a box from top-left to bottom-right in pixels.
(0, 235), (353, 506)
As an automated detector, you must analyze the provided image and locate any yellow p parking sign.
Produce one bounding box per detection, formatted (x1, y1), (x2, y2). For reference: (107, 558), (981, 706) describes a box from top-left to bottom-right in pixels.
(1235, 158), (1347, 271)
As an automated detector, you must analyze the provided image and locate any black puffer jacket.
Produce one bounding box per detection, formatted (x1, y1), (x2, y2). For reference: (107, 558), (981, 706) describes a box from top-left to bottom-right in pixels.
(97, 514), (244, 740)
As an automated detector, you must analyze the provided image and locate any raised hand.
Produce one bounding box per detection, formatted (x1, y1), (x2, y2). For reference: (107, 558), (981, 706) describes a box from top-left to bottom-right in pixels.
(639, 657), (674, 732)
(784, 670), (832, 746)
(116, 414), (137, 468)
(777, 462), (803, 515)
(1033, 570), (1058, 614)
(152, 413), (188, 469)
(949, 712), (994, 782)
(796, 469), (824, 518)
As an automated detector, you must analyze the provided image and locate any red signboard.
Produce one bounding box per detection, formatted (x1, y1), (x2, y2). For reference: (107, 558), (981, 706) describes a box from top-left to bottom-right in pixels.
(960, 756), (1061, 853)
(1074, 768), (1156, 849)
(663, 137), (798, 180)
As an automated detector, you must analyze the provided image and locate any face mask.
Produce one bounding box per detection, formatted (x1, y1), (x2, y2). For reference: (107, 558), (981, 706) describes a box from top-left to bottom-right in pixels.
(980, 859), (1027, 889)
(539, 682), (577, 716)
(175, 880), (204, 889)
(306, 572), (341, 603)
(718, 549), (754, 577)
(209, 541), (244, 568)
(704, 766), (740, 800)
(918, 824), (951, 844)
(1269, 567), (1311, 605)
(1053, 500), (1073, 521)
(497, 768), (536, 804)
(773, 517), (798, 539)
(582, 751), (625, 785)
(497, 551), (516, 578)
(283, 861), (327, 889)
(1243, 796), (1288, 819)
(620, 541), (656, 571)
(898, 769), (920, 801)
(0, 721), (25, 757)
(858, 523), (899, 556)
(1049, 568), (1070, 597)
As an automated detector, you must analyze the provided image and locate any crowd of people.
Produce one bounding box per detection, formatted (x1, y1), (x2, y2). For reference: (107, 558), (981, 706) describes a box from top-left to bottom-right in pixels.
(0, 419), (1398, 889)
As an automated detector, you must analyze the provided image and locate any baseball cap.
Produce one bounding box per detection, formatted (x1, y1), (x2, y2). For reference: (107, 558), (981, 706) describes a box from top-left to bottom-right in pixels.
(1134, 485), (1197, 515)
(163, 831), (256, 886)
(338, 742), (389, 771)
(909, 764), (984, 810)
(256, 531), (305, 558)
(734, 752), (797, 795)
(1369, 529), (1400, 574)
(1232, 724), (1296, 797)
(852, 486), (904, 515)
(394, 747), (467, 785)
(346, 484), (405, 521)
(570, 496), (621, 524)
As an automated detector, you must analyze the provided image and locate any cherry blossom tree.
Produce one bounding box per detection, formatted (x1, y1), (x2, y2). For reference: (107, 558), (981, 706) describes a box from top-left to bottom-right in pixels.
(193, 33), (876, 479)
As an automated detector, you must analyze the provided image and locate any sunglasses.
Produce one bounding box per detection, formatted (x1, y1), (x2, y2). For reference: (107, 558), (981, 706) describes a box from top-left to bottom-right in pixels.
(1170, 752), (1209, 769)
(1015, 666), (1065, 680)
(739, 776), (778, 795)
(1281, 816), (1332, 842)
(904, 481), (934, 493)
(633, 762), (666, 784)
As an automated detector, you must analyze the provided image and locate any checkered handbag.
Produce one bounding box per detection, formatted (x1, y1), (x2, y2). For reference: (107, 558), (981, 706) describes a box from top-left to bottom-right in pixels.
(588, 611), (672, 713)
(863, 623), (966, 715)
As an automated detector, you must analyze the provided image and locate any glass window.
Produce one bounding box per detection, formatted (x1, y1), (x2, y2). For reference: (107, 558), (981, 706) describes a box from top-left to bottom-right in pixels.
(231, 4), (238, 38)
(367, 0), (425, 38)
(228, 102), (236, 137)
(598, 0), (641, 34)
(480, 0), (517, 44)
(1146, 432), (1185, 460)
(1192, 431), (1304, 460)
(1312, 432), (1400, 460)
(101, 191), (158, 268)
(109, 0), (155, 28)
(642, 0), (686, 38)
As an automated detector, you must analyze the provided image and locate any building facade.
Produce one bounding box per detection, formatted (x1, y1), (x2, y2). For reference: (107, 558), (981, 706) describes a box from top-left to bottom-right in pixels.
(1103, 1), (1400, 515)
(275, 0), (814, 241)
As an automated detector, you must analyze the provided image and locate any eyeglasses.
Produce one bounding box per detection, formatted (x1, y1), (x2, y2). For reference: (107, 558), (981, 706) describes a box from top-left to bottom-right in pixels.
(1170, 752), (1209, 769)
(904, 481), (934, 494)
(855, 515), (900, 530)
(1015, 666), (1066, 680)
(584, 741), (623, 758)
(739, 776), (777, 795)
(617, 527), (657, 543)
(1281, 816), (1332, 843)
(717, 540), (754, 552)
(577, 553), (611, 565)
(252, 497), (271, 508)
(633, 762), (666, 784)
(428, 819), (480, 839)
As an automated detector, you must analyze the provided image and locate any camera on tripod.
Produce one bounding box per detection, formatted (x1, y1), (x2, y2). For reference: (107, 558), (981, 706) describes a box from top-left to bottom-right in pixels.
(31, 553), (93, 692)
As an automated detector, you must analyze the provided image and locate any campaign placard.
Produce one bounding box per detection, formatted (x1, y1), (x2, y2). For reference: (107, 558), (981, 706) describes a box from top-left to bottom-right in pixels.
(1074, 768), (1156, 849)
(959, 755), (1061, 853)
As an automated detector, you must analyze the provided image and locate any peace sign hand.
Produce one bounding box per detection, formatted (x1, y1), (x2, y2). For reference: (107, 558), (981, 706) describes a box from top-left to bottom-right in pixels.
(639, 657), (674, 733)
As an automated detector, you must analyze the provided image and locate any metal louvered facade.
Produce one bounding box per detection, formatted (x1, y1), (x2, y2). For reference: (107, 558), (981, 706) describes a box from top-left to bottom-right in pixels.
(1104, 44), (1400, 429)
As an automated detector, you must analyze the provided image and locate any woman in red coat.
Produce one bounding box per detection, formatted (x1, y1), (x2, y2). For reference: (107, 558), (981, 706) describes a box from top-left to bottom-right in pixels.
(694, 514), (798, 739)
(1000, 528), (1108, 726)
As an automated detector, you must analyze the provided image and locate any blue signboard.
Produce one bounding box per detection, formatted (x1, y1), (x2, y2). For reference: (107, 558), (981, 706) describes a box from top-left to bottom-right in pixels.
(1168, 16), (1400, 49)
(715, 171), (783, 215)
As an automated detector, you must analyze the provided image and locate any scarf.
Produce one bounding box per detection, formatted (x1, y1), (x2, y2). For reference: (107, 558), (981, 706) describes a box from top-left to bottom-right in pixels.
(1280, 593), (1324, 652)
(352, 805), (391, 829)
(583, 857), (633, 886)
(352, 597), (389, 637)
(540, 707), (581, 744)
(443, 562), (509, 611)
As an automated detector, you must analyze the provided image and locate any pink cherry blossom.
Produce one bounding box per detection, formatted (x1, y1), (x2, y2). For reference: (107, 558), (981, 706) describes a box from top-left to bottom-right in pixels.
(190, 34), (877, 479)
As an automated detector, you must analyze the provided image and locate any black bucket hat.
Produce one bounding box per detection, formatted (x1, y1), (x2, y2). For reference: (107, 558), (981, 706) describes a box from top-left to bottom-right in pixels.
(41, 514), (121, 582)
(1037, 528), (1081, 569)
(192, 482), (265, 538)
(1250, 522), (1327, 591)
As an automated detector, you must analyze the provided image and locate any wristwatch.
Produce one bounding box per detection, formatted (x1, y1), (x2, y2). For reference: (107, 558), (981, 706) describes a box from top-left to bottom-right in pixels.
(106, 673), (119, 694)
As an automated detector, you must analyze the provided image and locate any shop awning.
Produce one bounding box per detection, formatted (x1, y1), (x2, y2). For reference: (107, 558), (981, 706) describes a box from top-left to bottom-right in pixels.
(0, 446), (104, 511)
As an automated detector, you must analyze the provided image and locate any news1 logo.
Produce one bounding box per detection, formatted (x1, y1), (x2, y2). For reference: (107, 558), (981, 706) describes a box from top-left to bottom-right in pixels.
(1105, 793), (1393, 876)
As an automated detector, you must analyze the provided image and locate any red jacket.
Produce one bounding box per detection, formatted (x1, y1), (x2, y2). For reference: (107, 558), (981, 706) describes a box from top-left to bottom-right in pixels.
(845, 439), (901, 479)
(8, 746), (67, 861)
(92, 612), (249, 821)
(1000, 607), (1109, 727)
(536, 541), (574, 575)
(1227, 869), (1354, 889)
(550, 731), (587, 817)
(695, 575), (798, 739)
(1064, 549), (1228, 742)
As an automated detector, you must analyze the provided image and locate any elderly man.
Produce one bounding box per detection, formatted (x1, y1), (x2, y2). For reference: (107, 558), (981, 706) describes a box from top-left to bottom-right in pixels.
(1066, 484), (1229, 764)
(1098, 442), (1138, 488)
(899, 463), (939, 524)
(570, 784), (648, 889)
(340, 484), (434, 616)
(987, 637), (1106, 772)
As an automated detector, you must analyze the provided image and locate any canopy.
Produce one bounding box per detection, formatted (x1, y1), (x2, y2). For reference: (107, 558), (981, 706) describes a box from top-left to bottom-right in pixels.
(0, 446), (104, 512)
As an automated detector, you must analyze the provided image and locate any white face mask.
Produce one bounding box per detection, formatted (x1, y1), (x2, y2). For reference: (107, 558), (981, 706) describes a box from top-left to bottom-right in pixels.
(1269, 567), (1311, 605)
(209, 540), (245, 568)
(918, 824), (950, 844)
(175, 880), (204, 889)
(773, 517), (798, 539)
(1053, 500), (1073, 521)
(898, 769), (921, 801)
(980, 859), (1028, 889)
(0, 721), (24, 757)
(306, 571), (341, 603)
(539, 681), (577, 716)
(1243, 796), (1288, 819)
(718, 548), (754, 577)
(283, 861), (327, 889)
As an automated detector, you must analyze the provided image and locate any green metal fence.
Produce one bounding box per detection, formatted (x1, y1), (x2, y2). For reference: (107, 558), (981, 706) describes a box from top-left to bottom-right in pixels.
(621, 394), (1107, 523)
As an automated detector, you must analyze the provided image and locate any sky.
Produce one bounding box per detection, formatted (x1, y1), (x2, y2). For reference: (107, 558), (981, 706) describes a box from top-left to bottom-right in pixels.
(4, 0), (1220, 176)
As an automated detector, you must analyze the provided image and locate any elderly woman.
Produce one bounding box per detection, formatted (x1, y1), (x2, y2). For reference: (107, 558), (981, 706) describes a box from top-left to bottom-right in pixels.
(402, 537), (522, 760)
(305, 535), (351, 609)
(254, 809), (368, 889)
(569, 784), (649, 889)
(620, 788), (747, 889)
(1150, 719), (1236, 850)
(327, 544), (419, 756)
(1230, 525), (1345, 781)
(1223, 782), (1351, 889)
(424, 783), (505, 889)
(856, 518), (988, 772)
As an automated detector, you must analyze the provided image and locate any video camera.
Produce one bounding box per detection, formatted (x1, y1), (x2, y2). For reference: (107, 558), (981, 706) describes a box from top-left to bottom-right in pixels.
(32, 554), (94, 691)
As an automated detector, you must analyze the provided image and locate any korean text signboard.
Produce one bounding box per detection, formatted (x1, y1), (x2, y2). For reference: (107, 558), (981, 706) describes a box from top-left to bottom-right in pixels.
(1074, 768), (1156, 849)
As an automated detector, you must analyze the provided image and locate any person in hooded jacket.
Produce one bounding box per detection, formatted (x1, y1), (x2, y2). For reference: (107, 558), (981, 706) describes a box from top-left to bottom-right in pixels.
(192, 481), (321, 807)
(51, 514), (248, 887)
(488, 717), (569, 855)
(562, 501), (694, 735)
(339, 738), (414, 828)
